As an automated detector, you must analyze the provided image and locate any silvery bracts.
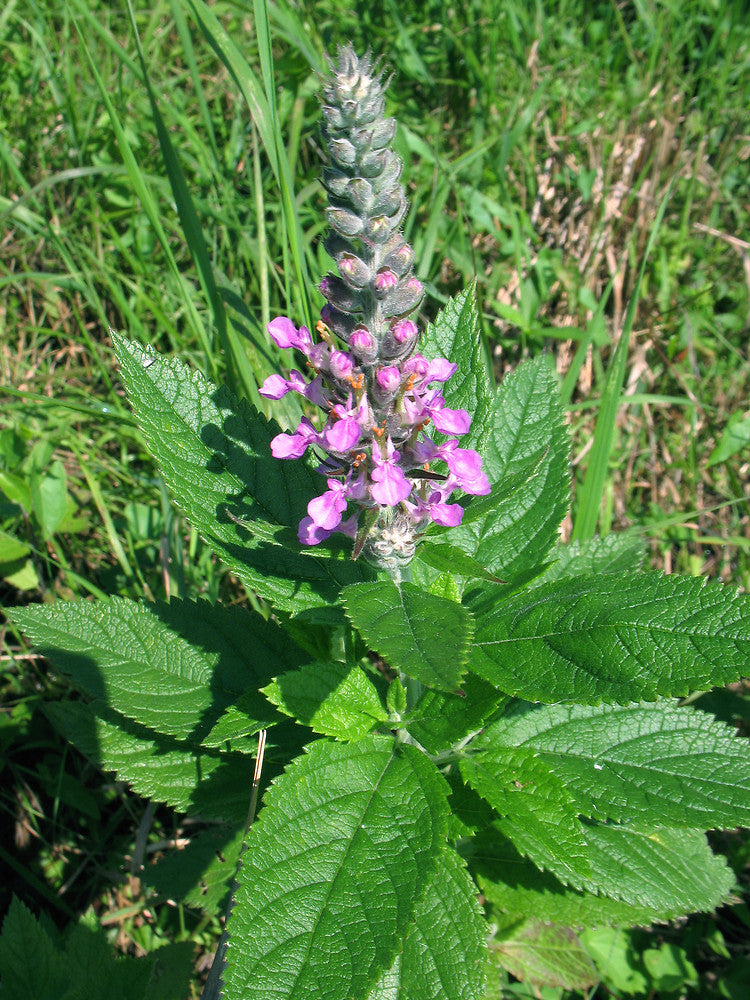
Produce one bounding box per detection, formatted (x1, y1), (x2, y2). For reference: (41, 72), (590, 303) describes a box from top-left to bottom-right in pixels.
(260, 46), (490, 572)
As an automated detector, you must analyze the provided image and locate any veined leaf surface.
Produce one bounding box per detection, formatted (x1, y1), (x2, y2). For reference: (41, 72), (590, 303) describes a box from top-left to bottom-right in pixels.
(223, 736), (449, 1000)
(469, 572), (750, 703)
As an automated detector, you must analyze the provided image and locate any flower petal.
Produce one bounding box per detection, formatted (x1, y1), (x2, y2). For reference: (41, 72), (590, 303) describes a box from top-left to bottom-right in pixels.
(324, 417), (361, 453)
(259, 374), (291, 399)
(297, 515), (332, 546)
(268, 316), (312, 352)
(428, 500), (463, 527)
(430, 403), (471, 435)
(308, 488), (348, 530)
(371, 462), (412, 505)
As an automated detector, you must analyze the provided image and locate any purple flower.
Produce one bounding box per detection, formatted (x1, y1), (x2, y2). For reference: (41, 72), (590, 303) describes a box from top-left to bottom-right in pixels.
(442, 443), (491, 495)
(268, 316), (312, 352)
(370, 439), (412, 505)
(270, 418), (319, 459)
(262, 308), (492, 565)
(260, 369), (309, 400)
(374, 269), (398, 291)
(392, 319), (417, 344)
(323, 417), (361, 453)
(376, 366), (401, 392)
(426, 495), (464, 527)
(307, 478), (351, 530)
(428, 397), (472, 435)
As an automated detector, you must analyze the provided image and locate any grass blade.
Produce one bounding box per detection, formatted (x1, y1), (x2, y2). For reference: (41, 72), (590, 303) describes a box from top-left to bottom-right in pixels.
(571, 182), (675, 542)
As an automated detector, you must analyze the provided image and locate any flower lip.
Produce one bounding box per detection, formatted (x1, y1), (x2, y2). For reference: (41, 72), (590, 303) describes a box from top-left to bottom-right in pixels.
(268, 316), (312, 353)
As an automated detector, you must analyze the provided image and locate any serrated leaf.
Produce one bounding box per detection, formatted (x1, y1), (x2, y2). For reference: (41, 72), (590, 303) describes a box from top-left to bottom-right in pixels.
(445, 356), (570, 580)
(574, 823), (736, 911)
(11, 598), (298, 744)
(343, 580), (474, 692)
(482, 701), (750, 829)
(113, 336), (370, 612)
(368, 848), (487, 1000)
(469, 572), (750, 704)
(0, 898), (191, 1000)
(460, 748), (591, 881)
(144, 823), (244, 916)
(472, 825), (734, 926)
(0, 898), (69, 1000)
(534, 533), (646, 585)
(45, 700), (256, 822)
(420, 285), (495, 456)
(491, 916), (597, 991)
(418, 543), (507, 583)
(200, 689), (279, 751)
(223, 735), (449, 1000)
(262, 660), (389, 740)
(406, 675), (505, 755)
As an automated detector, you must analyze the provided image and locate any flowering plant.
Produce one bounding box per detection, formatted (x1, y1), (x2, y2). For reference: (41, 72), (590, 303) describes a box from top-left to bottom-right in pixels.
(11, 45), (750, 1000)
(260, 50), (489, 569)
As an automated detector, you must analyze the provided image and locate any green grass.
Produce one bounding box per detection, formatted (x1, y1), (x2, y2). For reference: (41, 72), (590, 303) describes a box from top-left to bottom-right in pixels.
(2, 0), (749, 995)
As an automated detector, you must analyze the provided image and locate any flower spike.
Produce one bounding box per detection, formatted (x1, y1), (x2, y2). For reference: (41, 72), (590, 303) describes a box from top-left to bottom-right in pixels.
(260, 46), (490, 572)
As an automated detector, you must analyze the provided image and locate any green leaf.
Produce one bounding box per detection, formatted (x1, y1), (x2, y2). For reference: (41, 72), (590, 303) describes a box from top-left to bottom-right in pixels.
(445, 356), (570, 580)
(144, 823), (244, 916)
(472, 824), (734, 926)
(420, 285), (495, 456)
(708, 411), (750, 467)
(578, 927), (650, 995)
(533, 533), (645, 585)
(262, 660), (389, 740)
(460, 748), (591, 881)
(573, 823), (736, 911)
(490, 916), (597, 991)
(343, 580), (474, 692)
(482, 701), (750, 829)
(0, 529), (31, 564)
(418, 542), (507, 583)
(0, 898), (69, 1000)
(0, 470), (32, 509)
(223, 736), (449, 1000)
(406, 675), (505, 755)
(368, 848), (487, 1000)
(469, 572), (750, 704)
(200, 689), (280, 751)
(11, 597), (300, 744)
(45, 700), (256, 823)
(113, 336), (370, 612)
(0, 898), (193, 1000)
(31, 460), (68, 539)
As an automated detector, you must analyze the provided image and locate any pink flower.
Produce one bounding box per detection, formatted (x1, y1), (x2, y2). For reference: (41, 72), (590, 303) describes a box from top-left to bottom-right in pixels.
(349, 326), (375, 354)
(323, 417), (361, 452)
(376, 366), (401, 392)
(442, 444), (491, 495)
(428, 398), (471, 435)
(268, 317), (312, 353)
(375, 269), (398, 291)
(392, 319), (417, 344)
(404, 354), (456, 385)
(270, 419), (319, 459)
(308, 478), (351, 530)
(329, 350), (355, 380)
(259, 369), (308, 400)
(370, 440), (412, 505)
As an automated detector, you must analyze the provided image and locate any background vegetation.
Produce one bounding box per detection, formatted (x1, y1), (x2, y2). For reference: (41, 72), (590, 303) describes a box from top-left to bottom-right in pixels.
(1, 0), (748, 996)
